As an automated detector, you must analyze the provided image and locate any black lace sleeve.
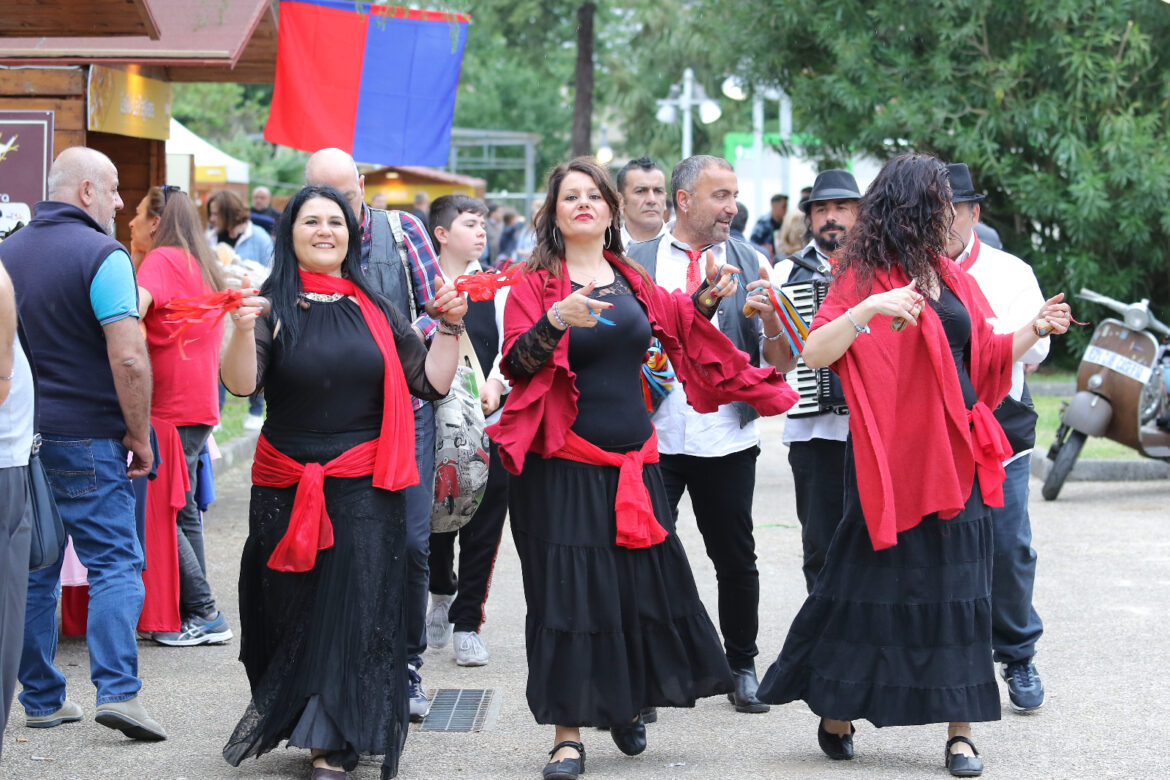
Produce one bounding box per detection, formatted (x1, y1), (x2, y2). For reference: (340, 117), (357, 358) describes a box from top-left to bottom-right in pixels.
(386, 303), (445, 401)
(505, 313), (566, 378)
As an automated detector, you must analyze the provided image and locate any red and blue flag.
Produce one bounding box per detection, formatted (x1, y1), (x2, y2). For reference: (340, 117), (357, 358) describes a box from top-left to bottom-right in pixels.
(265, 1), (469, 166)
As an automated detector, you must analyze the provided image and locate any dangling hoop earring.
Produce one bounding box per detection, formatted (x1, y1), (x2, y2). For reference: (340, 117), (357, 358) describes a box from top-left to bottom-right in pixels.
(604, 225), (612, 246)
(551, 227), (562, 251)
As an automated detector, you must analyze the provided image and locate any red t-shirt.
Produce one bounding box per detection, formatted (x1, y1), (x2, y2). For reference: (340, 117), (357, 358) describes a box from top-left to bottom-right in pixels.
(138, 246), (223, 426)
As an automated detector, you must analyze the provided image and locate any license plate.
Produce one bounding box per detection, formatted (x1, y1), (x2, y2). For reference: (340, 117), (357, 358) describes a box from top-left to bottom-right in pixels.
(1083, 345), (1153, 384)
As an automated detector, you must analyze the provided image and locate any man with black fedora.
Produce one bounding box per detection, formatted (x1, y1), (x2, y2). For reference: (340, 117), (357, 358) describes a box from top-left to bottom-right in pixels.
(770, 169), (862, 593)
(945, 162), (1048, 715)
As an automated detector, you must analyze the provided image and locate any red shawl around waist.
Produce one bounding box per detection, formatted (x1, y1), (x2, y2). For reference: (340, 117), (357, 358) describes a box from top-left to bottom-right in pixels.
(487, 252), (797, 475)
(813, 258), (1013, 550)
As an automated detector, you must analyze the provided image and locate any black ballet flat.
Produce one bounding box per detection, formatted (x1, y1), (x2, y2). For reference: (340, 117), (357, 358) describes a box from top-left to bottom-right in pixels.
(610, 713), (647, 756)
(945, 736), (983, 777)
(542, 740), (585, 779)
(817, 718), (855, 761)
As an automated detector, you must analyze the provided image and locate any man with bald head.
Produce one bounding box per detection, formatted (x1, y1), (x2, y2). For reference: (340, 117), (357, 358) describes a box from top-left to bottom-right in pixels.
(0, 147), (166, 741)
(304, 147), (443, 721)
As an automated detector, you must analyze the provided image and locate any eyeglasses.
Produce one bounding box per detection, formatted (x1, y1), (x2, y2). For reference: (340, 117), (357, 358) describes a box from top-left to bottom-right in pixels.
(160, 185), (182, 205)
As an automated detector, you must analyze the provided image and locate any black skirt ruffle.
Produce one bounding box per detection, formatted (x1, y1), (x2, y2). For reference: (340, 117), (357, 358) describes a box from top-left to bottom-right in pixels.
(757, 442), (1001, 727)
(223, 429), (409, 778)
(510, 453), (733, 726)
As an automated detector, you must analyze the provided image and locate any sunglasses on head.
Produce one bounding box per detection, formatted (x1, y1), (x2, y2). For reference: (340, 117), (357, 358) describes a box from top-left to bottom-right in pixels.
(160, 184), (182, 205)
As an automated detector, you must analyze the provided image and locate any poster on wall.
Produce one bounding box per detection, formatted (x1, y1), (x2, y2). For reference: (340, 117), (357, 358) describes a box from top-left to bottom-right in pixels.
(0, 110), (54, 239)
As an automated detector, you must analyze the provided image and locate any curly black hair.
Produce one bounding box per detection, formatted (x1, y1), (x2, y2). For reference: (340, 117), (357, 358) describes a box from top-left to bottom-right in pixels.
(834, 153), (953, 295)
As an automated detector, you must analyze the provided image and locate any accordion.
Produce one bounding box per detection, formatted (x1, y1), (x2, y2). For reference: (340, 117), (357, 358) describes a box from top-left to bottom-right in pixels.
(781, 280), (848, 418)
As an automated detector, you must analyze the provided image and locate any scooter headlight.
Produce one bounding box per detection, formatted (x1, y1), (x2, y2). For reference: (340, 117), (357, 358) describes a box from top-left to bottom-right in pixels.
(1124, 301), (1150, 331)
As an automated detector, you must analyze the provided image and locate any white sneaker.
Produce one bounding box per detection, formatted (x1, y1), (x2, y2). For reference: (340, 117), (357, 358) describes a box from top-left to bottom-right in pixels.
(453, 631), (489, 667)
(243, 413), (264, 431)
(426, 594), (454, 649)
(407, 664), (429, 722)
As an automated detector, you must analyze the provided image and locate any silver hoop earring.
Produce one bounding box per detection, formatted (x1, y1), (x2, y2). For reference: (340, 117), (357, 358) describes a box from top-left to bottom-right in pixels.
(604, 226), (612, 245)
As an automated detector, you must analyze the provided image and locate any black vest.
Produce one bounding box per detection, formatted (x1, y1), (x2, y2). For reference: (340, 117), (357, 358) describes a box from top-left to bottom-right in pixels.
(364, 207), (418, 319)
(0, 202), (131, 437)
(626, 236), (763, 428)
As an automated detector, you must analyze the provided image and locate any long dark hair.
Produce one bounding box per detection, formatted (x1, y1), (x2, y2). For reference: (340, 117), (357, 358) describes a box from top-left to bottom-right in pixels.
(529, 156), (649, 283)
(834, 153), (953, 294)
(151, 189), (224, 292)
(263, 185), (394, 348)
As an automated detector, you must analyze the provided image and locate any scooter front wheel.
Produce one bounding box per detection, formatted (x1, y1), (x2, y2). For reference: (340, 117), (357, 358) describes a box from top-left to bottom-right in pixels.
(1042, 430), (1087, 501)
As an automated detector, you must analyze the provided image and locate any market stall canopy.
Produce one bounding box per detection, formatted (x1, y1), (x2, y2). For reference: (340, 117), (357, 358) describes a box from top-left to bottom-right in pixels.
(0, 0), (160, 40)
(0, 0), (276, 83)
(167, 118), (249, 184)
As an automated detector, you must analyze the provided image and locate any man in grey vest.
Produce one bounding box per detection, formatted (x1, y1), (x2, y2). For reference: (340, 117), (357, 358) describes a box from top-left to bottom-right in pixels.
(626, 155), (774, 714)
(304, 148), (444, 721)
(770, 170), (861, 593)
(1, 147), (165, 741)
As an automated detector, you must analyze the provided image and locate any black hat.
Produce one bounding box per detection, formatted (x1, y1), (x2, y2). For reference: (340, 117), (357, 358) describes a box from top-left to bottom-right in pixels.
(945, 163), (985, 203)
(800, 169), (862, 213)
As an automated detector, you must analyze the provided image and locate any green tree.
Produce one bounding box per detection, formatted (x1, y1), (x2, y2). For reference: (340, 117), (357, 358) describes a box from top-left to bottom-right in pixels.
(707, 0), (1170, 358)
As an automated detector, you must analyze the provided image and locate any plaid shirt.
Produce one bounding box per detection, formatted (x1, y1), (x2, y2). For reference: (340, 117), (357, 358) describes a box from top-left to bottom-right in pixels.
(360, 205), (441, 410)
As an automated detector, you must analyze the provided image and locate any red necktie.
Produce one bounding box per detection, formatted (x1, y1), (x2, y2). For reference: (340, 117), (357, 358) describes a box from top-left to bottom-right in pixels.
(683, 247), (704, 294)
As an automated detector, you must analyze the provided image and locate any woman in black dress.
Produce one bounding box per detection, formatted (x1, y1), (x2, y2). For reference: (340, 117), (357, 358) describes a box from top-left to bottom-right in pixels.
(755, 154), (1072, 777)
(220, 185), (467, 780)
(489, 157), (796, 779)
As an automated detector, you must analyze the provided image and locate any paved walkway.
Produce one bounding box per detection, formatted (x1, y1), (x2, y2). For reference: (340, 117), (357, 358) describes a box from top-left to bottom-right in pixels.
(3, 417), (1167, 778)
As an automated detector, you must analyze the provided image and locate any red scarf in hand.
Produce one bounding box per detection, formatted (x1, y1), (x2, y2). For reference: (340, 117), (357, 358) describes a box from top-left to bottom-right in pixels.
(813, 258), (1013, 550)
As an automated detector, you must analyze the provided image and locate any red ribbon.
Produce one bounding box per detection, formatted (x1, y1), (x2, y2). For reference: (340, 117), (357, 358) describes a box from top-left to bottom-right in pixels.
(252, 435), (380, 572)
(454, 262), (525, 301)
(161, 288), (244, 358)
(551, 428), (667, 549)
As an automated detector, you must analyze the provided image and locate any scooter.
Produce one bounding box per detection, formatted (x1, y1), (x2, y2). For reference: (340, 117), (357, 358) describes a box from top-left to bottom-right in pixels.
(1041, 289), (1170, 500)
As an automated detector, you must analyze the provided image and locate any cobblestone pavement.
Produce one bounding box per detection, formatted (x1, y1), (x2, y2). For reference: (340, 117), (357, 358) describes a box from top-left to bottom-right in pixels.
(3, 417), (1167, 779)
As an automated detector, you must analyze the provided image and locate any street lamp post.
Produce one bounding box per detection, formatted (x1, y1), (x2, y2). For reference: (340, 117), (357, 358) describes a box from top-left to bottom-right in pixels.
(656, 68), (722, 160)
(722, 78), (794, 224)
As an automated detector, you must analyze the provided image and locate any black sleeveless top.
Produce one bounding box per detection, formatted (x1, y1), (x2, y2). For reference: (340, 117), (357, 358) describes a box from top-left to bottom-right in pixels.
(929, 285), (978, 409)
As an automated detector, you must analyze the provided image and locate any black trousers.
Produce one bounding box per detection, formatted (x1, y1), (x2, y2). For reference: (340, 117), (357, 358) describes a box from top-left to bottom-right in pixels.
(787, 438), (847, 594)
(659, 445), (760, 669)
(1, 465), (30, 758)
(428, 442), (508, 634)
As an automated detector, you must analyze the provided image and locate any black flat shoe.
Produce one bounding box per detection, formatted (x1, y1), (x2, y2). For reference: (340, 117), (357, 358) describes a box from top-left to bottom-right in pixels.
(945, 736), (983, 777)
(817, 718), (855, 760)
(640, 707), (657, 724)
(727, 665), (770, 713)
(543, 740), (585, 780)
(610, 713), (647, 756)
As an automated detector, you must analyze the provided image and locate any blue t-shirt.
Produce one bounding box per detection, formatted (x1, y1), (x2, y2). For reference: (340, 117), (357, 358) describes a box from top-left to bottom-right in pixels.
(88, 249), (139, 325)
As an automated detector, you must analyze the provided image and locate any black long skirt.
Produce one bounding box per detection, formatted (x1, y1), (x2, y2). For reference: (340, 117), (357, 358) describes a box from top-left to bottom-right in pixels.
(510, 453), (733, 727)
(223, 430), (410, 778)
(756, 441), (1001, 726)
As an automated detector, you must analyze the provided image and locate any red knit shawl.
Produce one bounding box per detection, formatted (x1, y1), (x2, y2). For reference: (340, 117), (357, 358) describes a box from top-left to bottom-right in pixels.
(487, 252), (798, 474)
(812, 257), (1013, 550)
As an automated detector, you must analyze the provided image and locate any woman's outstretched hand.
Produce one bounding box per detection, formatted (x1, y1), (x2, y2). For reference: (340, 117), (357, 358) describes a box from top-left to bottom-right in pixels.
(551, 279), (615, 329)
(704, 251), (741, 300)
(432, 275), (468, 324)
(1033, 293), (1072, 336)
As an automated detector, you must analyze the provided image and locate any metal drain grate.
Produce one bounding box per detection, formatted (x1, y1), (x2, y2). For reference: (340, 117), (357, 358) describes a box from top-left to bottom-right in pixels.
(419, 688), (500, 732)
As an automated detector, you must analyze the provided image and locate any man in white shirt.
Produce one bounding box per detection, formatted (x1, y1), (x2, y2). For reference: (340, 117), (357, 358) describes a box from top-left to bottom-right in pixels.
(769, 170), (861, 593)
(625, 155), (773, 714)
(616, 157), (669, 246)
(946, 162), (1048, 714)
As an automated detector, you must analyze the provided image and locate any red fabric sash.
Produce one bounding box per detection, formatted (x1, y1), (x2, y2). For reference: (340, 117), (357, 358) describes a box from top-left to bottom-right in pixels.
(296, 269), (418, 493)
(552, 428), (666, 549)
(252, 434), (379, 572)
(968, 401), (1011, 507)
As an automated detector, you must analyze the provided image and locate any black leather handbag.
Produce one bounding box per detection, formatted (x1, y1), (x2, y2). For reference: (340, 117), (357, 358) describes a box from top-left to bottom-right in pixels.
(27, 434), (65, 572)
(994, 382), (1040, 456)
(18, 318), (66, 571)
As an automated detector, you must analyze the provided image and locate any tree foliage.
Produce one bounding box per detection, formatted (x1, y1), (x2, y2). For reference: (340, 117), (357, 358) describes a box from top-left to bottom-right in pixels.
(707, 0), (1170, 359)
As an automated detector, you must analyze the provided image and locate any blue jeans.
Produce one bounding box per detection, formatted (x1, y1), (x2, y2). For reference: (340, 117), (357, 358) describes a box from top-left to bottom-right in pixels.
(19, 438), (144, 714)
(991, 454), (1044, 664)
(404, 402), (435, 669)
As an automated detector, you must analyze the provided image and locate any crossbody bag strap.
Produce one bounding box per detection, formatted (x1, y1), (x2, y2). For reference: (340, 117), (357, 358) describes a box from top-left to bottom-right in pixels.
(386, 210), (418, 321)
